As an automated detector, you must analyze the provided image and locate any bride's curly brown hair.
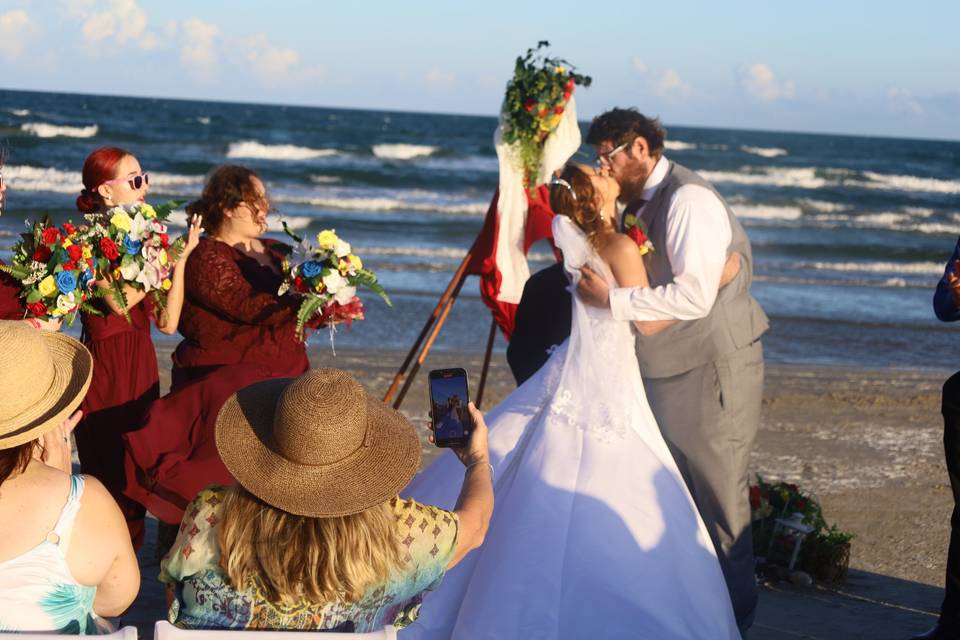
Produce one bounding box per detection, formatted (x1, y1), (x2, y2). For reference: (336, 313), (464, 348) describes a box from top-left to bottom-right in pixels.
(549, 164), (606, 248)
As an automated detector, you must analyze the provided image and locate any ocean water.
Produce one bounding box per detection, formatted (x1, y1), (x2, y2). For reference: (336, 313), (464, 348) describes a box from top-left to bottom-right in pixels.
(2, 88), (959, 370)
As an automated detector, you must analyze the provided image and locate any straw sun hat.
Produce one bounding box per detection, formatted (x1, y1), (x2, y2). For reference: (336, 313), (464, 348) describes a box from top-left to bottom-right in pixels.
(0, 320), (93, 450)
(215, 368), (422, 518)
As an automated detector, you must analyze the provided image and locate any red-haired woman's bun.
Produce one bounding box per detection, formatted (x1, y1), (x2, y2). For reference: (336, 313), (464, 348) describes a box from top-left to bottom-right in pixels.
(76, 189), (100, 214)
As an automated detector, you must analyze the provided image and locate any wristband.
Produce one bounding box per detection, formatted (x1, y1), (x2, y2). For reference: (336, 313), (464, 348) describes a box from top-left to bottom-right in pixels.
(465, 460), (494, 483)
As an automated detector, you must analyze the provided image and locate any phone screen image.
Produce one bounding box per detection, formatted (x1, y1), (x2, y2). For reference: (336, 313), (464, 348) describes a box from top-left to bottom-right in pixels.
(429, 369), (471, 447)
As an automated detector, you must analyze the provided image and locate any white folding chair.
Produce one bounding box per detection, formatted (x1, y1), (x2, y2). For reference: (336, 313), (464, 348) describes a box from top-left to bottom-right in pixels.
(0, 627), (137, 640)
(154, 620), (398, 640)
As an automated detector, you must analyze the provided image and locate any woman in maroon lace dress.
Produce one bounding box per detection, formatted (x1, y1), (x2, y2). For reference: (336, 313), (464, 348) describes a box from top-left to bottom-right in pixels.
(124, 165), (310, 544)
(74, 147), (200, 548)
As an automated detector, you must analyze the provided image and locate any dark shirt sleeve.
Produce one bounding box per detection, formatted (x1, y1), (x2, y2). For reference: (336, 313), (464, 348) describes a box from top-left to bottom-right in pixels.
(506, 263), (572, 385)
(934, 237), (960, 322)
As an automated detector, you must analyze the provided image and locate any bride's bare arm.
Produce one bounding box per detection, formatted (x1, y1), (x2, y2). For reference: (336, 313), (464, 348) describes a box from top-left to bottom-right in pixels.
(599, 235), (677, 336)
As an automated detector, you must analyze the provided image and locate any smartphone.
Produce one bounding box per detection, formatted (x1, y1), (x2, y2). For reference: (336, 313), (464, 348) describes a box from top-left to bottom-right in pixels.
(428, 368), (472, 447)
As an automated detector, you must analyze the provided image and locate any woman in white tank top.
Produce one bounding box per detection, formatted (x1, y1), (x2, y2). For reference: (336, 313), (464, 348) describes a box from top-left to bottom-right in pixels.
(0, 321), (140, 633)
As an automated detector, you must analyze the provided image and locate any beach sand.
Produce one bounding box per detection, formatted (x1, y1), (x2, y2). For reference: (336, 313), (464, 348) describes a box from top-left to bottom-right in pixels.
(125, 343), (951, 638)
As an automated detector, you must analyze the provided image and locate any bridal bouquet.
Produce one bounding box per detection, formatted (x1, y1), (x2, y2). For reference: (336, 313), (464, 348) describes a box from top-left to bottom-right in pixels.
(0, 218), (100, 324)
(279, 224), (391, 342)
(501, 41), (591, 189)
(622, 213), (655, 256)
(83, 201), (184, 318)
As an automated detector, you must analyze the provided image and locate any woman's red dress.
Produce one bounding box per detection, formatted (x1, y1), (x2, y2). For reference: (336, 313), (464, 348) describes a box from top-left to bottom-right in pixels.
(76, 300), (158, 548)
(0, 264), (24, 320)
(124, 237), (309, 525)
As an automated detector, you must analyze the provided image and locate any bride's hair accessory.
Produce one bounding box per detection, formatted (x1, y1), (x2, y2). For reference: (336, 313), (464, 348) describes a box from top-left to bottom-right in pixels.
(550, 177), (576, 201)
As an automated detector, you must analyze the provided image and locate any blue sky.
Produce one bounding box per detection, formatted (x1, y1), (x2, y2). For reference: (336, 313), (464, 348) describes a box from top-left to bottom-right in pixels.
(1, 0), (958, 140)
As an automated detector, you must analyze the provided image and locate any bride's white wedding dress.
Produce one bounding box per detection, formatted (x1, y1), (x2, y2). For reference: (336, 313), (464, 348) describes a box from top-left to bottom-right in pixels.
(403, 216), (740, 639)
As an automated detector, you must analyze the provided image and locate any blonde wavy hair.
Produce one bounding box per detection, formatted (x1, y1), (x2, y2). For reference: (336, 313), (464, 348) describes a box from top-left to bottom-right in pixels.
(218, 485), (404, 603)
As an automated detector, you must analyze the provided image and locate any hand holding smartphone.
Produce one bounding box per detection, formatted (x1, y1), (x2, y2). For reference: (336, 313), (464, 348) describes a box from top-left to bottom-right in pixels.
(428, 368), (473, 448)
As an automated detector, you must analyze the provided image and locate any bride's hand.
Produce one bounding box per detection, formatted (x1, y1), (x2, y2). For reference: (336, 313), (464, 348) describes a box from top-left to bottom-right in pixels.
(577, 265), (610, 308)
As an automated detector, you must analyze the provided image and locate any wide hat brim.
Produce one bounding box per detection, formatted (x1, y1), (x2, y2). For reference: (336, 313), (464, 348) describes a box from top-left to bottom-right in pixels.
(0, 331), (93, 449)
(215, 377), (422, 518)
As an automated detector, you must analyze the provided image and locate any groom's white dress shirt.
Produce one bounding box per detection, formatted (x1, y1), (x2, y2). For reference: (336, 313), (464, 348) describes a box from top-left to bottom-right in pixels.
(609, 155), (732, 322)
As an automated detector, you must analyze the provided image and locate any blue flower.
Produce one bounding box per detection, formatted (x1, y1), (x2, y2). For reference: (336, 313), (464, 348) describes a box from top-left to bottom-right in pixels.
(300, 260), (324, 278)
(122, 235), (143, 255)
(79, 269), (94, 289)
(55, 271), (77, 294)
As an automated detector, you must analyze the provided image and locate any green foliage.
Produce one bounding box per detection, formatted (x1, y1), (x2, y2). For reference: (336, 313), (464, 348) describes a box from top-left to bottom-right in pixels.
(354, 269), (392, 307)
(295, 295), (325, 342)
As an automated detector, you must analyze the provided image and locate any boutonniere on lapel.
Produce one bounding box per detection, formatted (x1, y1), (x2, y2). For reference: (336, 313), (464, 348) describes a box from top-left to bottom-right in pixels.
(622, 214), (655, 256)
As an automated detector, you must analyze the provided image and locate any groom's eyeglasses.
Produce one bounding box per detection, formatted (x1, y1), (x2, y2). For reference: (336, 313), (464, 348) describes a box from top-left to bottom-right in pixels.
(596, 142), (629, 168)
(103, 172), (149, 190)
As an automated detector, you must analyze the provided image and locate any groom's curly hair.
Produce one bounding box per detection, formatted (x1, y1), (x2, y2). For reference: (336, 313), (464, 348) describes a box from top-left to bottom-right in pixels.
(550, 164), (605, 248)
(586, 108), (667, 157)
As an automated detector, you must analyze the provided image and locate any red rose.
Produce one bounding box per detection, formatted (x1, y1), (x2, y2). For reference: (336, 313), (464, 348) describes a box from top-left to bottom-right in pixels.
(87, 258), (94, 269)
(523, 98), (535, 112)
(160, 233), (169, 247)
(62, 223), (77, 235)
(63, 261), (77, 271)
(565, 78), (575, 91)
(294, 276), (306, 292)
(42, 227), (60, 245)
(32, 245), (52, 262)
(563, 90), (572, 101)
(794, 498), (807, 511)
(67, 244), (83, 261)
(100, 237), (120, 261)
(554, 105), (564, 115)
(627, 226), (647, 246)
(26, 302), (48, 317)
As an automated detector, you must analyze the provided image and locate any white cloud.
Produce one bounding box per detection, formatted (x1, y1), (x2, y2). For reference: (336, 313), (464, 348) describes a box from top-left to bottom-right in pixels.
(180, 17), (220, 79)
(631, 56), (648, 74)
(244, 33), (299, 86)
(425, 68), (456, 91)
(654, 68), (692, 99)
(79, 0), (151, 49)
(0, 9), (30, 60)
(886, 87), (925, 117)
(738, 63), (795, 102)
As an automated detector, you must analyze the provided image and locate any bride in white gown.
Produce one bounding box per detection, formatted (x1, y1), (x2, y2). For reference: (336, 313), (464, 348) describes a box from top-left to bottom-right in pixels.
(403, 164), (741, 640)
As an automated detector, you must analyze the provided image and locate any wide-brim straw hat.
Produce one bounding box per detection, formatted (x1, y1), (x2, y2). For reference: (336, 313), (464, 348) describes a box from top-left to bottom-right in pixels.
(215, 368), (421, 518)
(0, 320), (93, 449)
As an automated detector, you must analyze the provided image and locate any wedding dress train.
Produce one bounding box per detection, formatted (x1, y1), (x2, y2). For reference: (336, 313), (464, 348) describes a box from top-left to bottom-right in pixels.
(403, 216), (741, 639)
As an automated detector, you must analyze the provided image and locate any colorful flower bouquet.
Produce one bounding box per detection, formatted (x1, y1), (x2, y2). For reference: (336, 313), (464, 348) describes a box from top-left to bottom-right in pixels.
(750, 475), (854, 582)
(622, 213), (655, 256)
(0, 218), (101, 325)
(501, 41), (591, 189)
(83, 201), (185, 319)
(279, 224), (391, 342)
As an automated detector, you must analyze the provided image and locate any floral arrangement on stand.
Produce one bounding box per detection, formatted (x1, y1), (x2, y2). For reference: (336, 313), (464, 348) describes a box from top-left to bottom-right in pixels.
(82, 201), (184, 320)
(279, 224), (390, 343)
(750, 475), (854, 583)
(0, 218), (101, 325)
(501, 40), (591, 190)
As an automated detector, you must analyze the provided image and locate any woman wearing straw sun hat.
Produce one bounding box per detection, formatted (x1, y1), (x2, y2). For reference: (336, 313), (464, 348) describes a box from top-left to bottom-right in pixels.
(0, 320), (140, 633)
(160, 368), (493, 633)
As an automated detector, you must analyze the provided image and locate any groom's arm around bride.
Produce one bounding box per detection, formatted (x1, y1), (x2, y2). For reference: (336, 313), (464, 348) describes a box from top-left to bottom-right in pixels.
(577, 108), (768, 633)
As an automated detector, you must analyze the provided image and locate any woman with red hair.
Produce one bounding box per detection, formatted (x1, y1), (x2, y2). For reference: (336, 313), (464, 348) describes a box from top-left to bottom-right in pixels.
(75, 146), (200, 548)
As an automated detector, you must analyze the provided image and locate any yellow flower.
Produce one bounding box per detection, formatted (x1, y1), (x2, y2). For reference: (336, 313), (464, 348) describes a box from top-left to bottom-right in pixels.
(162, 278), (172, 291)
(313, 280), (326, 293)
(555, 65), (566, 74)
(623, 214), (637, 229)
(112, 268), (123, 280)
(82, 246), (92, 259)
(638, 246), (650, 256)
(38, 275), (57, 297)
(281, 259), (290, 273)
(338, 258), (349, 275)
(348, 254), (362, 271)
(159, 249), (169, 266)
(139, 203), (157, 219)
(110, 211), (132, 233)
(316, 229), (339, 251)
(62, 238), (73, 248)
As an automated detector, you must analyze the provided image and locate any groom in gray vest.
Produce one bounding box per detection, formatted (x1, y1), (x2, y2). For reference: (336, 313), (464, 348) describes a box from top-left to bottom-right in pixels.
(578, 108), (769, 632)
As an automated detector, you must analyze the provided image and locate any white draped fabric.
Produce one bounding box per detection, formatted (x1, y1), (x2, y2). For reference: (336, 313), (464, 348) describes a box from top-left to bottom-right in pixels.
(402, 216), (741, 639)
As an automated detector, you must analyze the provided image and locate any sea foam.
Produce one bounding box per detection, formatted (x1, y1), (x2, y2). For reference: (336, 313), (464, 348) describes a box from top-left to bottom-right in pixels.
(4, 165), (202, 194)
(371, 144), (438, 160)
(226, 141), (338, 161)
(21, 122), (98, 138)
(741, 145), (788, 158)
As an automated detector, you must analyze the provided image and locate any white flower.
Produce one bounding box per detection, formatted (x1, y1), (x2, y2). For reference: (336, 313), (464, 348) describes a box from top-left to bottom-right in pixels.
(334, 239), (351, 258)
(333, 285), (356, 306)
(128, 212), (149, 241)
(55, 291), (78, 315)
(120, 260), (142, 281)
(135, 261), (162, 291)
(148, 219), (167, 234)
(322, 270), (347, 294)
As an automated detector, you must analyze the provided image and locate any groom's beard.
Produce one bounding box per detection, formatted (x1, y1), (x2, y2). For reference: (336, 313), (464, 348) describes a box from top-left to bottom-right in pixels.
(615, 161), (650, 205)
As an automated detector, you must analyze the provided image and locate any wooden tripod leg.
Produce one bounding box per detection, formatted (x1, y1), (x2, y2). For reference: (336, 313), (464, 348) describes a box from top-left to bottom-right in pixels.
(382, 252), (471, 405)
(475, 318), (497, 409)
(391, 273), (468, 410)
